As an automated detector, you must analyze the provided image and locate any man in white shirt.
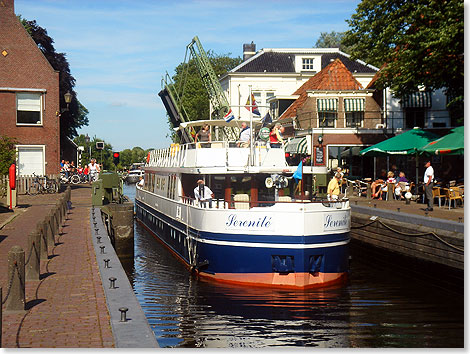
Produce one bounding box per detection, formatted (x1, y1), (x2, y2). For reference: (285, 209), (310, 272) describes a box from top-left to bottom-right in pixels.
(194, 179), (214, 208)
(237, 122), (250, 148)
(88, 158), (100, 183)
(424, 160), (434, 211)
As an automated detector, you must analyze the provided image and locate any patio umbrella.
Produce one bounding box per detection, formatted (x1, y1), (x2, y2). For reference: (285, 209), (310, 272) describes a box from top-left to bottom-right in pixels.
(419, 126), (464, 155)
(359, 128), (440, 156)
(360, 128), (440, 188)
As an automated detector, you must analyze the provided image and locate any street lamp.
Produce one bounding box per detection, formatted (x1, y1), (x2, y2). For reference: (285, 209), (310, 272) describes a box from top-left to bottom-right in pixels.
(318, 135), (323, 145)
(56, 91), (73, 117)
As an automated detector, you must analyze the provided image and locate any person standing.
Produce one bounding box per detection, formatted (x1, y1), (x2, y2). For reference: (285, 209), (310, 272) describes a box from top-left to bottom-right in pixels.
(327, 173), (342, 201)
(424, 160), (434, 211)
(194, 179), (214, 208)
(195, 124), (211, 148)
(88, 158), (100, 183)
(237, 122), (251, 148)
(269, 123), (284, 148)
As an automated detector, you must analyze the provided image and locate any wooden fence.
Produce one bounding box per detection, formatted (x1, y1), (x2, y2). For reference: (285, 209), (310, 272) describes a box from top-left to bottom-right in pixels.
(0, 174), (60, 197)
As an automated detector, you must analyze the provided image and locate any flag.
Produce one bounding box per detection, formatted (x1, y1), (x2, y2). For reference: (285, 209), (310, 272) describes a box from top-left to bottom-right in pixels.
(261, 112), (272, 127)
(293, 161), (303, 181)
(245, 93), (260, 115)
(224, 109), (235, 122)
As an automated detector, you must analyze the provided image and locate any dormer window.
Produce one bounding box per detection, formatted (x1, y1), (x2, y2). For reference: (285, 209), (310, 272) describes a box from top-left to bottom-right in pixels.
(302, 58), (315, 70)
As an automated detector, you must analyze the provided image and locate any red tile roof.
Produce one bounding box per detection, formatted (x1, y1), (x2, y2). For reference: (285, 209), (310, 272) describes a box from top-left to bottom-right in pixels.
(279, 59), (364, 121)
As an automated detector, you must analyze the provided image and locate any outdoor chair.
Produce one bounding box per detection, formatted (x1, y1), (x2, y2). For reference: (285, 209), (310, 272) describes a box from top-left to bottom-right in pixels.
(432, 187), (446, 207)
(233, 193), (250, 209)
(444, 188), (463, 209)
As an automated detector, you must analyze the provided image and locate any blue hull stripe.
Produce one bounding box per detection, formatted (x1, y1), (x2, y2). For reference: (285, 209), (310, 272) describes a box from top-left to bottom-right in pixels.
(135, 199), (350, 275)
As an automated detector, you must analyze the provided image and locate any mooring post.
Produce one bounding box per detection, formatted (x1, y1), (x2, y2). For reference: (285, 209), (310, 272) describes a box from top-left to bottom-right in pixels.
(367, 183), (372, 199)
(26, 231), (41, 281)
(45, 213), (55, 251)
(387, 183), (394, 201)
(5, 246), (25, 311)
(37, 221), (48, 260)
(110, 203), (135, 259)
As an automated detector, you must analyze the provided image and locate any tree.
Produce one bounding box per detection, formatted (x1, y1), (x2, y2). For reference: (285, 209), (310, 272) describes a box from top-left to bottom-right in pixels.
(20, 18), (89, 140)
(73, 134), (114, 170)
(0, 135), (17, 175)
(342, 0), (464, 122)
(168, 51), (242, 138)
(315, 31), (353, 53)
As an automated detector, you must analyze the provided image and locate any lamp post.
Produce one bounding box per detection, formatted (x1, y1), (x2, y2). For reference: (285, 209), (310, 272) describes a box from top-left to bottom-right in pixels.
(85, 134), (91, 161)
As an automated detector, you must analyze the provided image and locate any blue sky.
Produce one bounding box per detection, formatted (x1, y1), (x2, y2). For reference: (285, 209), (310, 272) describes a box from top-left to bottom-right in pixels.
(15, 0), (360, 151)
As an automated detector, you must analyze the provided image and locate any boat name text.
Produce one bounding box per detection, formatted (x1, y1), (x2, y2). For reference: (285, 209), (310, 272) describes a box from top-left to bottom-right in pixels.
(225, 214), (273, 231)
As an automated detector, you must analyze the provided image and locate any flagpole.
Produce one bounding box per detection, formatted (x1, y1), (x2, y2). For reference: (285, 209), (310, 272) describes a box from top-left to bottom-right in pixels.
(249, 85), (254, 166)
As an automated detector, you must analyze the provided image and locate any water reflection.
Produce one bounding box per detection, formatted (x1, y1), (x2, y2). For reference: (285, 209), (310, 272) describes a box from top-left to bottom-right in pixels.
(123, 184), (463, 348)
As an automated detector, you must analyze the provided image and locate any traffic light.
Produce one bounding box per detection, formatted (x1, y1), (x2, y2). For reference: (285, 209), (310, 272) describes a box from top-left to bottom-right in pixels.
(113, 152), (120, 166)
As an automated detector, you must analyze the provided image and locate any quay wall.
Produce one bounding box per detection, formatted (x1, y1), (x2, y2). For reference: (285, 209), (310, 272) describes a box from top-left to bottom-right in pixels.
(350, 205), (464, 288)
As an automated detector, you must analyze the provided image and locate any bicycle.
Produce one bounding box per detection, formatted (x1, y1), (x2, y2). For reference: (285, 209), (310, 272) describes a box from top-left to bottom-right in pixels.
(27, 173), (58, 195)
(70, 173), (88, 184)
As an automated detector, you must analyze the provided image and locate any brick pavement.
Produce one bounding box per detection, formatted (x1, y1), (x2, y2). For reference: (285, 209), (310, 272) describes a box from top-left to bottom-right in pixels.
(0, 185), (114, 348)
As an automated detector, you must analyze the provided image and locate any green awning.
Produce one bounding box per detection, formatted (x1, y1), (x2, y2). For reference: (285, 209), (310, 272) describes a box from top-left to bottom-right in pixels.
(317, 98), (337, 111)
(419, 126), (464, 155)
(360, 128), (440, 156)
(344, 98), (365, 112)
(402, 92), (432, 108)
(285, 136), (310, 154)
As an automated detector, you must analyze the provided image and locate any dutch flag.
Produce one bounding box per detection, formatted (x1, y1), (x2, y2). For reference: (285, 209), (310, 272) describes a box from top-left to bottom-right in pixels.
(224, 109), (235, 122)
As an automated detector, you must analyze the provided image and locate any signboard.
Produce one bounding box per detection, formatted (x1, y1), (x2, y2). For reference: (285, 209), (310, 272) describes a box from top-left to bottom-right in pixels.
(323, 211), (350, 232)
(96, 142), (104, 150)
(258, 127), (270, 141)
(225, 213), (274, 232)
(314, 145), (325, 166)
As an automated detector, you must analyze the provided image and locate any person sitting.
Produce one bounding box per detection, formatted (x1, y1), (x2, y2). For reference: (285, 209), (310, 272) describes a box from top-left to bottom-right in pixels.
(395, 171), (409, 199)
(194, 179), (214, 208)
(237, 122), (250, 148)
(269, 123), (284, 148)
(381, 171), (397, 199)
(195, 124), (211, 148)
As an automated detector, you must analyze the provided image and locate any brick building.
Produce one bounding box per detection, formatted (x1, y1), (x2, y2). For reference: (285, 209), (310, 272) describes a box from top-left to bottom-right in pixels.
(0, 0), (60, 175)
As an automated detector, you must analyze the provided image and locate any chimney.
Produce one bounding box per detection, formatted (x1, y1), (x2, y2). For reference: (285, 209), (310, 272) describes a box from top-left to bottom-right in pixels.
(0, 0), (15, 13)
(243, 41), (256, 61)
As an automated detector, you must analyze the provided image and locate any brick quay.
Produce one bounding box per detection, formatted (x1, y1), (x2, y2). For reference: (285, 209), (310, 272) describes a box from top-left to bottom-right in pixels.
(0, 185), (157, 348)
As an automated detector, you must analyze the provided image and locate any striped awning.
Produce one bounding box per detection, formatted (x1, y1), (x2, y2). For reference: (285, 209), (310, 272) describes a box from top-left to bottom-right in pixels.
(317, 98), (337, 111)
(344, 98), (365, 112)
(402, 92), (432, 108)
(285, 136), (311, 154)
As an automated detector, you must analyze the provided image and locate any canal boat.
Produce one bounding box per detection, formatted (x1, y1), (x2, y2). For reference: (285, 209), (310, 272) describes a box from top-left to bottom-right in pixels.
(124, 163), (145, 184)
(135, 119), (350, 289)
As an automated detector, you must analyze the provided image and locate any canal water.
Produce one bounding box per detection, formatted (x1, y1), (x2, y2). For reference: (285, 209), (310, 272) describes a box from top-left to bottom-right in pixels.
(123, 184), (463, 348)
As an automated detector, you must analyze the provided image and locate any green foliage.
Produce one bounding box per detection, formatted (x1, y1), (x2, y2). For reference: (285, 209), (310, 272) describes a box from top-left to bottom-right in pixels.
(19, 16), (89, 139)
(0, 135), (17, 175)
(315, 31), (353, 53)
(168, 51), (242, 138)
(343, 0), (464, 122)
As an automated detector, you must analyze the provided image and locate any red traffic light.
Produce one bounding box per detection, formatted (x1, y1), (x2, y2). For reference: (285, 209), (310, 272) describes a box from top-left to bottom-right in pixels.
(113, 152), (120, 158)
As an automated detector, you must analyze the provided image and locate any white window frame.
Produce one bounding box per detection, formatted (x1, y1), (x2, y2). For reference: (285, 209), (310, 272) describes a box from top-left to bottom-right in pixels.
(302, 58), (315, 70)
(16, 92), (43, 126)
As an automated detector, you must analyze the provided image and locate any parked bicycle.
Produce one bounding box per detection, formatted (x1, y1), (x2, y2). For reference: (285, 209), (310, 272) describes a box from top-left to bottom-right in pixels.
(70, 173), (88, 184)
(27, 173), (58, 195)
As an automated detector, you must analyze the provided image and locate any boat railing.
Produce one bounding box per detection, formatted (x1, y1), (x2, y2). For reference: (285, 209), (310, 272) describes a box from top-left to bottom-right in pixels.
(180, 195), (349, 210)
(146, 141), (286, 169)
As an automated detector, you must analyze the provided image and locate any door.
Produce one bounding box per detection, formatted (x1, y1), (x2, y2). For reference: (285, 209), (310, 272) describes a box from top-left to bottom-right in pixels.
(17, 146), (45, 176)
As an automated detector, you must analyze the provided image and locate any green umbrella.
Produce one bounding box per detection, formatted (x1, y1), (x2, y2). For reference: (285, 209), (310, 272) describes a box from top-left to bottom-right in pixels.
(419, 126), (464, 155)
(360, 128), (440, 156)
(360, 128), (440, 189)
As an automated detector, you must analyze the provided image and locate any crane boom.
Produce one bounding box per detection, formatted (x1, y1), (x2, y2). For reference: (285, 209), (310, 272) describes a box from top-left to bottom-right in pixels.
(187, 36), (231, 120)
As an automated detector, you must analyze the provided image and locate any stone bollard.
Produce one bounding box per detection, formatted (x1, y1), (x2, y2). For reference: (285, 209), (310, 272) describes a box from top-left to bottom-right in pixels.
(52, 207), (60, 241)
(26, 231), (41, 281)
(5, 246), (25, 312)
(45, 213), (55, 251)
(367, 184), (372, 199)
(387, 183), (394, 201)
(37, 221), (48, 260)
